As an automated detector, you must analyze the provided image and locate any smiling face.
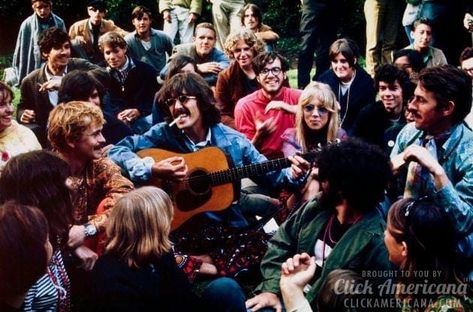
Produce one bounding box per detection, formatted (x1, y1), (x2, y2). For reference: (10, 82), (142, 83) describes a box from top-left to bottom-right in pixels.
(169, 93), (203, 134)
(72, 121), (105, 161)
(243, 8), (259, 31)
(378, 80), (404, 117)
(132, 13), (151, 36)
(45, 41), (71, 69)
(0, 89), (13, 132)
(257, 58), (286, 96)
(194, 27), (216, 57)
(233, 39), (254, 68)
(411, 23), (432, 51)
(331, 53), (355, 83)
(303, 98), (330, 131)
(103, 44), (127, 69)
(32, 1), (51, 19)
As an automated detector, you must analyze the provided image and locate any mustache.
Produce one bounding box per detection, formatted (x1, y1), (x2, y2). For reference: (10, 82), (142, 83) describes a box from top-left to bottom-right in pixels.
(172, 108), (190, 118)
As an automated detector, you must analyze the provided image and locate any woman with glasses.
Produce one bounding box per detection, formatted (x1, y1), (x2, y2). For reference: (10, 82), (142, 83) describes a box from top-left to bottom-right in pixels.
(281, 81), (346, 210)
(384, 197), (471, 311)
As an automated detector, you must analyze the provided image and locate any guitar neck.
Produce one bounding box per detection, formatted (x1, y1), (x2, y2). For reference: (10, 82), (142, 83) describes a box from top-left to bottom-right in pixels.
(208, 153), (315, 185)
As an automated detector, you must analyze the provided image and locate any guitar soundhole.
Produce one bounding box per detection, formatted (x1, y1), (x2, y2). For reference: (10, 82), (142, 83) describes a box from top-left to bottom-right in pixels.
(175, 169), (211, 212)
(188, 169), (211, 195)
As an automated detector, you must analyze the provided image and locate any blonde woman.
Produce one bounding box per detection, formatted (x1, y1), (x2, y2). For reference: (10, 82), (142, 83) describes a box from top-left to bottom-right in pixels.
(281, 81), (346, 209)
(89, 186), (247, 311)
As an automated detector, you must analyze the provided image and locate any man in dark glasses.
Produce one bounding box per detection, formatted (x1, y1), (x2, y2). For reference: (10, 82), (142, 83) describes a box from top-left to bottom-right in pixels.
(109, 72), (310, 276)
(69, 0), (128, 65)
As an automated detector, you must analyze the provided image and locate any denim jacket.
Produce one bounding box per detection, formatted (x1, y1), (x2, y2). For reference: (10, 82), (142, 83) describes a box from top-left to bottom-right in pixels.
(108, 122), (297, 227)
(390, 122), (473, 260)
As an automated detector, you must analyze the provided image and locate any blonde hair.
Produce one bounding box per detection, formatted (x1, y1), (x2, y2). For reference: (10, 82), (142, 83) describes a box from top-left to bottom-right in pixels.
(223, 29), (264, 59)
(105, 186), (174, 268)
(295, 82), (340, 152)
(47, 101), (105, 151)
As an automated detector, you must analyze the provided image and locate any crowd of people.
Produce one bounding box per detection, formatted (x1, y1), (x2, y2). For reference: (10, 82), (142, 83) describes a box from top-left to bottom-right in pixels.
(1, 0), (473, 311)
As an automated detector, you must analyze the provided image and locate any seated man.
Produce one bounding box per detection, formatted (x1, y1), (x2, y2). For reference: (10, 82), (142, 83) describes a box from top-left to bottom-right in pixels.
(108, 72), (309, 275)
(17, 27), (106, 146)
(12, 0), (66, 86)
(404, 18), (448, 68)
(246, 139), (393, 311)
(351, 64), (414, 153)
(69, 0), (128, 65)
(99, 31), (159, 134)
(47, 101), (134, 257)
(240, 3), (279, 51)
(160, 22), (229, 86)
(58, 70), (133, 145)
(125, 5), (173, 73)
(389, 65), (473, 279)
(235, 52), (300, 159)
(393, 48), (425, 83)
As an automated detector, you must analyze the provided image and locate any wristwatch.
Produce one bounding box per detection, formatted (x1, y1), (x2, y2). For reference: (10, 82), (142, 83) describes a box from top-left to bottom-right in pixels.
(84, 223), (97, 238)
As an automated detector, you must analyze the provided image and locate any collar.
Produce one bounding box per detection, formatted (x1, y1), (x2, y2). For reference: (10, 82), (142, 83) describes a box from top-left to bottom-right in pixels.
(44, 64), (67, 81)
(183, 128), (212, 151)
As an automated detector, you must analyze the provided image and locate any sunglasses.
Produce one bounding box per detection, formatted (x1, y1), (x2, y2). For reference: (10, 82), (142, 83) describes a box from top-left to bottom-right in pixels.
(303, 104), (329, 115)
(88, 7), (106, 13)
(165, 95), (197, 107)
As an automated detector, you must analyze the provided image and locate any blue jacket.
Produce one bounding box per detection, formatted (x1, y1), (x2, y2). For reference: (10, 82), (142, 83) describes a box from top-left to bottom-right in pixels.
(390, 122), (473, 263)
(109, 122), (296, 227)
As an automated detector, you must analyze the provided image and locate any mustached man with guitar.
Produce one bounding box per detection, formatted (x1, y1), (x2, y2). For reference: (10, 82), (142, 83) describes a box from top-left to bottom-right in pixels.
(108, 72), (310, 278)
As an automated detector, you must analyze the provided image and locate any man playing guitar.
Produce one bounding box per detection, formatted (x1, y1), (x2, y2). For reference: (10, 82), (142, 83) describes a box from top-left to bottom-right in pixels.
(108, 72), (310, 277)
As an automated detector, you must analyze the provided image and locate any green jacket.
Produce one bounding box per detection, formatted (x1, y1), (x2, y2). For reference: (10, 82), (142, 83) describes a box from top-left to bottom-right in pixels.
(256, 195), (392, 307)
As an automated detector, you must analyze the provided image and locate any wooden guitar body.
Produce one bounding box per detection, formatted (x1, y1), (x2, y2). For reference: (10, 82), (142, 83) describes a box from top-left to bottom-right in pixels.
(137, 147), (234, 230)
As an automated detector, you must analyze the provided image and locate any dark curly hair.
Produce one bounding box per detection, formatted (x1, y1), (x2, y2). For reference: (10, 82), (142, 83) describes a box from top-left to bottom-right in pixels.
(375, 64), (415, 104)
(58, 70), (106, 105)
(38, 27), (70, 58)
(317, 138), (392, 212)
(157, 72), (220, 127)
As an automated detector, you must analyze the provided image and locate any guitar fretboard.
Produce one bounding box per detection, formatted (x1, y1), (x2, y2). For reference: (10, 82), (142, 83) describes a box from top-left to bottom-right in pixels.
(208, 152), (317, 186)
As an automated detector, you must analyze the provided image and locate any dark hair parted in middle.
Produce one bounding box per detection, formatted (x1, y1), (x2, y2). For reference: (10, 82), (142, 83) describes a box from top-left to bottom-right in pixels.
(317, 138), (393, 212)
(157, 72), (221, 127)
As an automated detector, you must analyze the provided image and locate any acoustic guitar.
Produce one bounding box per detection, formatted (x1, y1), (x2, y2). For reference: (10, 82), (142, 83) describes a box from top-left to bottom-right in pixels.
(137, 147), (318, 230)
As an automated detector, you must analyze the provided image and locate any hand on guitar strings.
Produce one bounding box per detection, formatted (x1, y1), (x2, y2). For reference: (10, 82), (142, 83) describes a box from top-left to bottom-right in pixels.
(152, 156), (188, 181)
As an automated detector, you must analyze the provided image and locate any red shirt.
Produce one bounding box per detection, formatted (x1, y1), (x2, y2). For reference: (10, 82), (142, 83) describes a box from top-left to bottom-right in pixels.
(235, 87), (301, 158)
